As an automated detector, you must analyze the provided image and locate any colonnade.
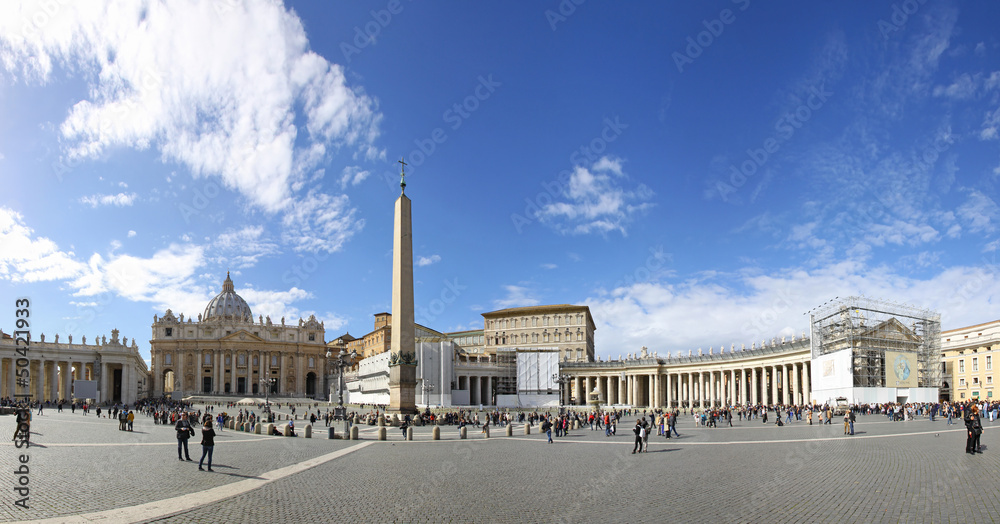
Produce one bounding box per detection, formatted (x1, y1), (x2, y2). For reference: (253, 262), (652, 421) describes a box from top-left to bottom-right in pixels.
(0, 358), (118, 402)
(570, 361), (812, 408)
(457, 374), (496, 406)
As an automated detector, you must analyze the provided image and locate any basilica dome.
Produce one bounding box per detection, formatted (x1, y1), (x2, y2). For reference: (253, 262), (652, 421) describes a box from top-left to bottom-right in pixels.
(203, 272), (253, 322)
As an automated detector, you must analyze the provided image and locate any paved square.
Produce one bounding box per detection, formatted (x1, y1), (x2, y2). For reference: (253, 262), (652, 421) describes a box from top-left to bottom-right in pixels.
(2, 407), (997, 523)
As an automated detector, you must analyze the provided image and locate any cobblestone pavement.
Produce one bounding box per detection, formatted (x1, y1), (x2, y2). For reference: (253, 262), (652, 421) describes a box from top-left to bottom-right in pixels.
(3, 408), (999, 523)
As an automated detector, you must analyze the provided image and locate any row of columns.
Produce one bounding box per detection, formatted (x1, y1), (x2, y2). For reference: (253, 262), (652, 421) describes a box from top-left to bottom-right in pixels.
(0, 358), (105, 402)
(570, 362), (811, 408)
(159, 349), (318, 397)
(461, 375), (495, 406)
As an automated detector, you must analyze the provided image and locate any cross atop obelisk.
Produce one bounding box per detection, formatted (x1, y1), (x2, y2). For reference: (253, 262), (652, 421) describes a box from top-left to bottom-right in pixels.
(388, 156), (417, 414)
(398, 157), (408, 193)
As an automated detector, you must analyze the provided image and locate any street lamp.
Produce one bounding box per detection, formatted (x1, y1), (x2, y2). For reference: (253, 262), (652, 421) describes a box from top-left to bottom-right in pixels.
(553, 373), (571, 413)
(326, 348), (357, 427)
(420, 380), (436, 408)
(259, 377), (276, 423)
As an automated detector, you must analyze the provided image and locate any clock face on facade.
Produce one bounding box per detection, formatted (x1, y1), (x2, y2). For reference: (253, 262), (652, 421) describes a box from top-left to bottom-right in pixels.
(893, 354), (911, 381)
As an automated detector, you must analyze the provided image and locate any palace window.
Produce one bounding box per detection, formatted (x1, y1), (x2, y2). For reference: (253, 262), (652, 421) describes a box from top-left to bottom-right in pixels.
(532, 318), (537, 327)
(165, 328), (173, 337)
(988, 356), (992, 371)
(555, 332), (561, 342)
(165, 354), (172, 365)
(253, 357), (258, 366)
(254, 332), (259, 337)
(988, 376), (994, 385)
(543, 317), (549, 326)
(960, 378), (966, 387)
(532, 333), (538, 343)
(543, 333), (549, 343)
(226, 331), (231, 336)
(577, 332), (583, 341)
(204, 354), (211, 365)
(973, 358), (979, 372)
(271, 356), (278, 366)
(289, 334), (294, 340)
(308, 333), (315, 341)
(555, 316), (560, 326)
(974, 377), (980, 385)
(226, 356), (231, 365)
(309, 357), (315, 368)
(960, 360), (965, 373)
(238, 354), (245, 366)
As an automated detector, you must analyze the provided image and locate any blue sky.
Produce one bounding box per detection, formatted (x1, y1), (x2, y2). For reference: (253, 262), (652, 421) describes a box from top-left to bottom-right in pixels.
(1, 0), (999, 362)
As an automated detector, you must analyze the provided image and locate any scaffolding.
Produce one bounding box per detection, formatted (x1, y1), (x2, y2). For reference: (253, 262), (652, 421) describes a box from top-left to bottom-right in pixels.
(495, 347), (518, 396)
(809, 296), (941, 388)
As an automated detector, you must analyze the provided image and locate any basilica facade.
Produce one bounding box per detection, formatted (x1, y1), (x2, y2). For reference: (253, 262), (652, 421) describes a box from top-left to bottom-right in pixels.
(149, 273), (329, 399)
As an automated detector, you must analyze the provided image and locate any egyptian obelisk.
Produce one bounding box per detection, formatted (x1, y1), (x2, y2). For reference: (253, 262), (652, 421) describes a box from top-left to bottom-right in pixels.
(388, 158), (417, 414)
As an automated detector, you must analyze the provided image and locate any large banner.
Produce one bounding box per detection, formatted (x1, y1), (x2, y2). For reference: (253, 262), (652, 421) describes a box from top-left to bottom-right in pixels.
(885, 351), (918, 388)
(811, 348), (852, 391)
(73, 380), (98, 400)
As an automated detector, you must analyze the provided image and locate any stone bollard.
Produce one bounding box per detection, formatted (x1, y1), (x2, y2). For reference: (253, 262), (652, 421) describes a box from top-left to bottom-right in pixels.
(407, 426), (413, 441)
(245, 423), (251, 433)
(524, 423), (531, 435)
(265, 423), (274, 436)
(460, 426), (467, 439)
(432, 426), (441, 440)
(353, 415), (360, 425)
(282, 424), (291, 437)
(350, 425), (359, 440)
(392, 414), (400, 427)
(572, 420), (579, 430)
(378, 415), (385, 427)
(255, 423), (262, 435)
(305, 424), (312, 438)
(505, 424), (513, 437)
(328, 427), (336, 439)
(378, 427), (387, 441)
(484, 426), (490, 439)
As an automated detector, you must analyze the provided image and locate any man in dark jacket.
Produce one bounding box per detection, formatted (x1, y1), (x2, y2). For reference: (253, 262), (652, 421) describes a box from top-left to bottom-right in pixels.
(175, 413), (194, 461)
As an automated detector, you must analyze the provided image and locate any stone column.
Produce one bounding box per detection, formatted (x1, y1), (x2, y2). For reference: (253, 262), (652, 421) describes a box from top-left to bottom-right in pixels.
(663, 373), (670, 408)
(740, 368), (747, 405)
(802, 362), (812, 404)
(750, 368), (758, 405)
(597, 375), (605, 404)
(572, 376), (581, 404)
(769, 366), (778, 405)
(278, 353), (285, 395)
(791, 363), (800, 405)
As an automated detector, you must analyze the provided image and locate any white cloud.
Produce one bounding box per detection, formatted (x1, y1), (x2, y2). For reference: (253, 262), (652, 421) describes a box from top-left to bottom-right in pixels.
(281, 190), (364, 253)
(416, 254), (441, 267)
(541, 263), (558, 270)
(537, 156), (654, 235)
(933, 73), (979, 99)
(0, 0), (379, 255)
(494, 285), (540, 308)
(79, 192), (136, 208)
(0, 0), (382, 214)
(339, 165), (370, 189)
(237, 287), (312, 321)
(213, 225), (279, 268)
(0, 207), (87, 283)
(127, 230), (136, 238)
(957, 191), (999, 233)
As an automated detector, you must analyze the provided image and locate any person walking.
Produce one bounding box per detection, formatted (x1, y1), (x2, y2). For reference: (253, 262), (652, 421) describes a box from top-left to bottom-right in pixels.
(198, 420), (216, 471)
(965, 405), (983, 454)
(632, 420), (644, 454)
(176, 413), (194, 461)
(542, 417), (553, 444)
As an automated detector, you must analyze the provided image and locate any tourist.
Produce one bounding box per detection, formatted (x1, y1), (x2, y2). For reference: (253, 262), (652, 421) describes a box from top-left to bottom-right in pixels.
(198, 420), (216, 472)
(631, 420), (643, 454)
(541, 417), (553, 443)
(127, 410), (135, 431)
(965, 405), (983, 454)
(848, 409), (855, 435)
(176, 413), (194, 461)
